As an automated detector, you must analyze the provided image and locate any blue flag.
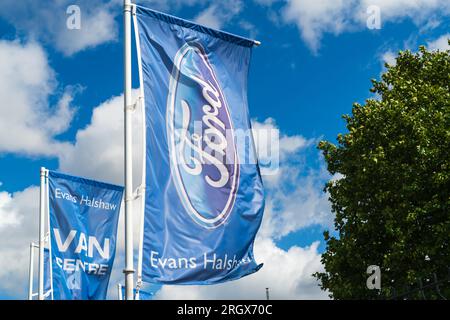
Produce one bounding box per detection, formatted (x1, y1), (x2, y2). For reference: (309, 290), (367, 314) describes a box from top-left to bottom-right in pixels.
(119, 286), (154, 300)
(137, 289), (154, 300)
(135, 6), (265, 284)
(44, 248), (52, 300)
(48, 171), (123, 299)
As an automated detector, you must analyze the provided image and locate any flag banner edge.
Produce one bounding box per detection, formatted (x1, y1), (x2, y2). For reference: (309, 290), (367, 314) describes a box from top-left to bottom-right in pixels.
(48, 170), (124, 192)
(141, 263), (264, 286)
(134, 4), (257, 48)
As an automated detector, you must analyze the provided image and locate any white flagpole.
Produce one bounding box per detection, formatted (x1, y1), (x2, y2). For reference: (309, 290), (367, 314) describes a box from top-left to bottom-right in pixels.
(28, 243), (35, 300)
(118, 284), (123, 300)
(123, 0), (134, 300)
(46, 176), (54, 300)
(38, 167), (46, 300)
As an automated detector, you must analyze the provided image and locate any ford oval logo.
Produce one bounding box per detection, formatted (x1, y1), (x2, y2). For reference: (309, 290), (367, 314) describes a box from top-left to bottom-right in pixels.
(167, 42), (240, 229)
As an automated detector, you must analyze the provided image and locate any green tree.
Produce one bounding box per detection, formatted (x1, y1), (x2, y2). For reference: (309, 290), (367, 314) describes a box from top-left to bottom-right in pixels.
(315, 44), (450, 299)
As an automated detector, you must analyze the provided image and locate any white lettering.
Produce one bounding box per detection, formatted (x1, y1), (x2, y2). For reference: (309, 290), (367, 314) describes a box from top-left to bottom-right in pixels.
(53, 229), (110, 259)
(55, 188), (77, 203)
(177, 90), (230, 188)
(53, 229), (77, 252)
(150, 251), (197, 269)
(63, 258), (76, 272)
(75, 232), (88, 255)
(88, 236), (110, 259)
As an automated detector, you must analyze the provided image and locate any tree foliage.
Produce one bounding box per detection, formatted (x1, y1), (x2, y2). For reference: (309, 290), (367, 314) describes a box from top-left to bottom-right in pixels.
(315, 44), (450, 299)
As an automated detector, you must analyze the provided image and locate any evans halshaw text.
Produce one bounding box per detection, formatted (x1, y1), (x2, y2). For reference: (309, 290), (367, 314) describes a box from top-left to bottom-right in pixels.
(55, 188), (118, 211)
(150, 251), (252, 270)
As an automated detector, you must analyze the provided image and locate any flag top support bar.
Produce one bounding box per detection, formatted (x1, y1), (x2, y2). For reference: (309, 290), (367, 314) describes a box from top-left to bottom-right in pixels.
(123, 0), (135, 300)
(133, 4), (261, 47)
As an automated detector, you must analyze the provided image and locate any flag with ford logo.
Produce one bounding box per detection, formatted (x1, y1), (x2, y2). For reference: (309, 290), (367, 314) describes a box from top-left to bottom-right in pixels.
(135, 5), (265, 284)
(48, 171), (123, 299)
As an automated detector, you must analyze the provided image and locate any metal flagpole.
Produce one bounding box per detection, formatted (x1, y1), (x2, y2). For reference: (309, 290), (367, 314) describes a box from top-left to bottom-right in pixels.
(28, 243), (35, 300)
(123, 0), (134, 300)
(38, 167), (46, 300)
(46, 178), (54, 300)
(118, 284), (123, 301)
(131, 5), (146, 301)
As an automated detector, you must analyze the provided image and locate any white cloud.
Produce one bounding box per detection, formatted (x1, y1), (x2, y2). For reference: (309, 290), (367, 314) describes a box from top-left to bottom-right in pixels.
(155, 239), (328, 299)
(253, 118), (312, 159)
(273, 0), (450, 53)
(379, 50), (398, 76)
(378, 33), (449, 75)
(251, 119), (332, 241)
(259, 162), (333, 240)
(194, 0), (243, 30)
(427, 34), (450, 51)
(0, 187), (40, 298)
(239, 20), (258, 39)
(283, 0), (352, 53)
(0, 40), (75, 157)
(58, 91), (143, 187)
(128, 0), (208, 11)
(252, 117), (314, 179)
(54, 6), (118, 56)
(195, 5), (223, 30)
(357, 0), (450, 24)
(0, 0), (118, 56)
(381, 50), (397, 66)
(2, 0), (447, 57)
(0, 192), (21, 230)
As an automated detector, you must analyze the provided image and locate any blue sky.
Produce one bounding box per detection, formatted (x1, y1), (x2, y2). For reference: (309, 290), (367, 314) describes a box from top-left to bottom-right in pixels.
(0, 0), (449, 299)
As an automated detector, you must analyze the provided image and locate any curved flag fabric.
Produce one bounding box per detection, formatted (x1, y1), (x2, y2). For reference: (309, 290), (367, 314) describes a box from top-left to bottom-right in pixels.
(48, 171), (123, 300)
(119, 286), (154, 300)
(43, 248), (53, 300)
(135, 6), (265, 285)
